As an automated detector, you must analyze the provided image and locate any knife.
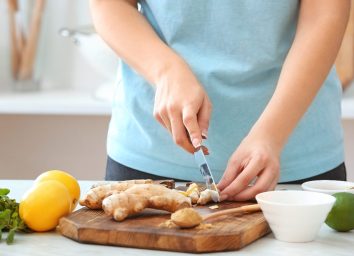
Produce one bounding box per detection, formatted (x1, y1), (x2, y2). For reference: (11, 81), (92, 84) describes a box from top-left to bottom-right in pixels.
(194, 146), (220, 202)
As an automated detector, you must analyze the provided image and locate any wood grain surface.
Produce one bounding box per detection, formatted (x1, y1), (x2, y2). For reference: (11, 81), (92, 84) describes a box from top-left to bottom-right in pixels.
(59, 201), (270, 253)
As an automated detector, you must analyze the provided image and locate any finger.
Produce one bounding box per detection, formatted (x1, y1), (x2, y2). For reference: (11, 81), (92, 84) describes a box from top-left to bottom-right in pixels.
(160, 111), (172, 133)
(220, 157), (264, 199)
(217, 156), (243, 192)
(269, 177), (278, 191)
(197, 96), (212, 138)
(182, 106), (202, 148)
(154, 111), (166, 128)
(229, 167), (277, 201)
(170, 113), (195, 154)
(153, 102), (167, 129)
(201, 145), (210, 155)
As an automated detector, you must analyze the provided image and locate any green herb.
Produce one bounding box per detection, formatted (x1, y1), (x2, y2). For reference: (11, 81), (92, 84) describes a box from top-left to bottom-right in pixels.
(0, 188), (30, 244)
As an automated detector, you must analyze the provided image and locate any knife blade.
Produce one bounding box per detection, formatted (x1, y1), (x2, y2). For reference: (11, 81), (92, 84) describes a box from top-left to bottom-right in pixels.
(194, 147), (220, 202)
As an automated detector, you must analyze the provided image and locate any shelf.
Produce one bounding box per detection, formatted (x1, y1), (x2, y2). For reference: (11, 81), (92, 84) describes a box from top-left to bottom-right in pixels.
(0, 86), (353, 118)
(0, 88), (111, 116)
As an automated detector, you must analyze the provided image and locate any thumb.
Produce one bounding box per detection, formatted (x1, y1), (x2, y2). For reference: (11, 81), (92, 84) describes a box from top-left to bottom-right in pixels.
(217, 157), (242, 192)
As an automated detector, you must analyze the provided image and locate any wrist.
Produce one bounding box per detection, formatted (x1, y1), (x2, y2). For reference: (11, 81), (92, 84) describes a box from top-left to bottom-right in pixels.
(150, 52), (186, 86)
(246, 123), (286, 156)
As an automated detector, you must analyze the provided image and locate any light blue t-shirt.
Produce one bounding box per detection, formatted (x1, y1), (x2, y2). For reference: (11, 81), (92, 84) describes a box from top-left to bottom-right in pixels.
(107, 0), (344, 182)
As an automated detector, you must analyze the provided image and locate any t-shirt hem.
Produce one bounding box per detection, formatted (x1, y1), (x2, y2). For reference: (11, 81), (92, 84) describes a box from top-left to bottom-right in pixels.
(107, 146), (204, 182)
(279, 150), (345, 182)
(108, 143), (345, 183)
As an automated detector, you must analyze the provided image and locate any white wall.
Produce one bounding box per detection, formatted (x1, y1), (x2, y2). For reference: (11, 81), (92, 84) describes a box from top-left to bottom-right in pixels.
(343, 120), (354, 181)
(0, 0), (105, 91)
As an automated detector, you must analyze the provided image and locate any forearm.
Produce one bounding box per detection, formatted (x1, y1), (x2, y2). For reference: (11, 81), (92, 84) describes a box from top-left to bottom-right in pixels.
(89, 0), (182, 85)
(250, 0), (350, 150)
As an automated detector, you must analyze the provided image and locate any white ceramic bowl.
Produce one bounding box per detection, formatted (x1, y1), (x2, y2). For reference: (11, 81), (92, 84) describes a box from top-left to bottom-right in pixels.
(256, 190), (335, 243)
(302, 180), (354, 195)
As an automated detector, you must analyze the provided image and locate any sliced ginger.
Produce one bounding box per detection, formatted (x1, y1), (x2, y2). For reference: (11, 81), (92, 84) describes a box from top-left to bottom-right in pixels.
(197, 189), (220, 205)
(102, 184), (191, 221)
(185, 183), (200, 204)
(79, 179), (152, 209)
(179, 183), (219, 205)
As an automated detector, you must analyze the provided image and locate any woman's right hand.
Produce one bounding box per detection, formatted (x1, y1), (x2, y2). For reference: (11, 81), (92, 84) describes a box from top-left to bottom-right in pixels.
(154, 59), (212, 153)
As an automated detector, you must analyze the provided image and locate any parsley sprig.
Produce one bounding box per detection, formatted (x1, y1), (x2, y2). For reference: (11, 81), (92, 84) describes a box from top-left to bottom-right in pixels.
(0, 188), (30, 244)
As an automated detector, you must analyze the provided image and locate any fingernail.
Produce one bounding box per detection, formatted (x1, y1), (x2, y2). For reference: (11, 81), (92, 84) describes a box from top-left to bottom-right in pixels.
(202, 130), (208, 139)
(202, 145), (210, 155)
(192, 138), (202, 148)
(220, 194), (228, 201)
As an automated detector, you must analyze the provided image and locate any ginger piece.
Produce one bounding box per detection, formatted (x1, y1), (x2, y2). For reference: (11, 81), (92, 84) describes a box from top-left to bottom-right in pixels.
(183, 183), (219, 205)
(176, 190), (188, 196)
(155, 180), (175, 189)
(171, 208), (203, 228)
(197, 189), (220, 205)
(177, 183), (201, 204)
(185, 183), (200, 204)
(79, 179), (152, 209)
(102, 184), (191, 221)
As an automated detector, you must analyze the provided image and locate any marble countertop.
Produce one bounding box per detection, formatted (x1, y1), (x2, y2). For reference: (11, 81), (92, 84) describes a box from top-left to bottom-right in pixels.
(0, 180), (353, 256)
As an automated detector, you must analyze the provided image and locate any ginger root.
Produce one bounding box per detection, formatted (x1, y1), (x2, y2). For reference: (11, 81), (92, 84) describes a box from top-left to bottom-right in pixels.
(102, 184), (191, 221)
(79, 179), (152, 209)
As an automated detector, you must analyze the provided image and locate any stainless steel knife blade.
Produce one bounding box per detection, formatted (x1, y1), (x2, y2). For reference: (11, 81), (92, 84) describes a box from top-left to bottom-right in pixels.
(194, 147), (220, 202)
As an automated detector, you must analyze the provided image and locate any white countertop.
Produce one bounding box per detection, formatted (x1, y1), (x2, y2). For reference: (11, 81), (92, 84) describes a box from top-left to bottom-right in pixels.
(0, 180), (353, 256)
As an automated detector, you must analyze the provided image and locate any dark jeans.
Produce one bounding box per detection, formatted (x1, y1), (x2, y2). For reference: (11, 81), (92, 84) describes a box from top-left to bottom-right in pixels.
(105, 156), (347, 184)
(280, 162), (347, 184)
(105, 156), (188, 182)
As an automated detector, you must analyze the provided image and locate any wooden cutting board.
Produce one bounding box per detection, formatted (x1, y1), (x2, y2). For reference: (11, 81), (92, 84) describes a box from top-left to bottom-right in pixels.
(58, 201), (270, 253)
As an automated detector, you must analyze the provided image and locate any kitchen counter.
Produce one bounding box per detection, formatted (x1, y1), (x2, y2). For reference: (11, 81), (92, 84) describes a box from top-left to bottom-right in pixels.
(0, 89), (111, 116)
(0, 180), (353, 256)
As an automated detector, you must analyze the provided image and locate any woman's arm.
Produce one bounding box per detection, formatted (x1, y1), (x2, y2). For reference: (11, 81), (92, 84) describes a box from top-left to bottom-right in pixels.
(90, 0), (172, 84)
(218, 0), (351, 201)
(90, 0), (211, 153)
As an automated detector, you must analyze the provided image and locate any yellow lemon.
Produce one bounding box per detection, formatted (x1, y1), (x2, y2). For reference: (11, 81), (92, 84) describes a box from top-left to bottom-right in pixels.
(35, 170), (80, 210)
(19, 180), (72, 232)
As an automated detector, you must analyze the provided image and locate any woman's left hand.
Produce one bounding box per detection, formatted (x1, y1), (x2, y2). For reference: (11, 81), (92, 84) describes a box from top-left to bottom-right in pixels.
(217, 134), (281, 201)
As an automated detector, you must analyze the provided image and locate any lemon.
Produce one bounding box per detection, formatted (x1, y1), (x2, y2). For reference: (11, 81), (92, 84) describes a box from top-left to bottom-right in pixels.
(19, 180), (72, 232)
(35, 170), (80, 210)
(325, 192), (354, 232)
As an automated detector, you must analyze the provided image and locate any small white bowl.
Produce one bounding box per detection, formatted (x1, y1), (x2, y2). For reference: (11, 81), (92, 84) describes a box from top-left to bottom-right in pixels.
(256, 190), (335, 243)
(302, 180), (354, 195)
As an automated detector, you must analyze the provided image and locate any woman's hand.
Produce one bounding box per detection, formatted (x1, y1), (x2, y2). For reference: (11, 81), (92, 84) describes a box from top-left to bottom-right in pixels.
(154, 60), (212, 153)
(217, 133), (281, 201)
(217, 0), (351, 201)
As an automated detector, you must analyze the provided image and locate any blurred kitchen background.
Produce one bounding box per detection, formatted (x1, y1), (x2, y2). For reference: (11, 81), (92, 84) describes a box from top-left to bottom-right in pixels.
(0, 0), (353, 181)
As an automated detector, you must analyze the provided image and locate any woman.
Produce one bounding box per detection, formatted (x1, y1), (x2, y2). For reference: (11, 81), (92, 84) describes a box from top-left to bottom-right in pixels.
(90, 0), (349, 201)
